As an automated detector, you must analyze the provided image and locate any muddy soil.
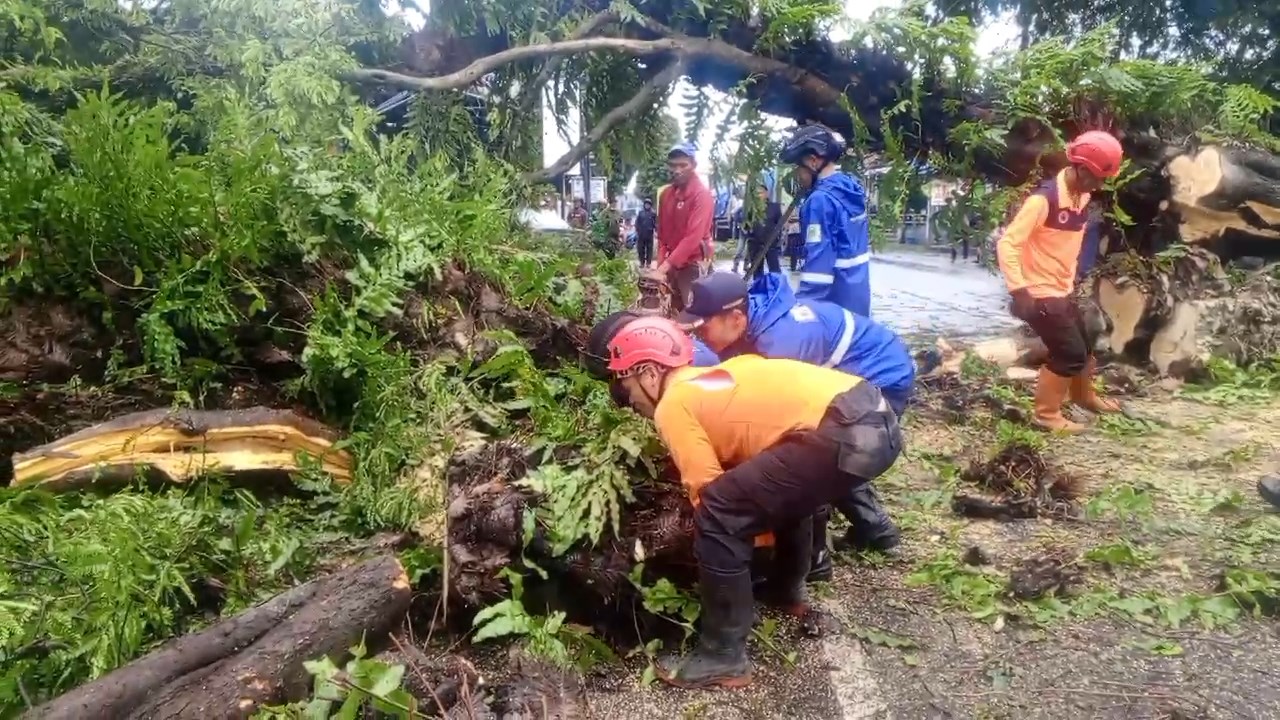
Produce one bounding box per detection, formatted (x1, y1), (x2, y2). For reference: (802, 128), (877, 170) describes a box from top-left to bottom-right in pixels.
(582, 379), (1280, 719)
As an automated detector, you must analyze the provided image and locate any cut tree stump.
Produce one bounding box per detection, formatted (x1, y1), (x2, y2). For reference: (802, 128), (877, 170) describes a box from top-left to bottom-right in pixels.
(29, 554), (411, 720)
(9, 406), (352, 491)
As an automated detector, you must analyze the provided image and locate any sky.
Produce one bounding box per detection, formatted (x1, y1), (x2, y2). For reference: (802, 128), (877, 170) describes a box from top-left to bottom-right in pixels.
(386, 0), (1023, 187)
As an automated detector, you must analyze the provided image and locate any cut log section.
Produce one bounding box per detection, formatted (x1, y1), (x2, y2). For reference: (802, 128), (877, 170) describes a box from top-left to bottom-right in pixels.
(9, 406), (352, 491)
(28, 554), (411, 720)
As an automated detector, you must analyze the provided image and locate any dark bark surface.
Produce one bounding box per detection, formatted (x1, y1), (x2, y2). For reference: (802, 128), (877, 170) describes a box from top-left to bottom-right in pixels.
(29, 555), (411, 720)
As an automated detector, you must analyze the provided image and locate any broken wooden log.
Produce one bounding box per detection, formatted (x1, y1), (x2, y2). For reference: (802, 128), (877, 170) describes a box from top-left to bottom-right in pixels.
(29, 554), (410, 720)
(1161, 145), (1280, 257)
(1087, 245), (1280, 378)
(924, 244), (1280, 381)
(9, 406), (352, 491)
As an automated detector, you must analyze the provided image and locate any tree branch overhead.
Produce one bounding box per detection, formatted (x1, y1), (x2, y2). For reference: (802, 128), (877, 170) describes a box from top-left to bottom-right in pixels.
(524, 60), (686, 184)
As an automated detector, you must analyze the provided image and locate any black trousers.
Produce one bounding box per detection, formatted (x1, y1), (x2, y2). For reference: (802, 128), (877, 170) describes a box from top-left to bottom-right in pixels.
(694, 382), (902, 572)
(826, 388), (906, 546)
(1016, 296), (1089, 376)
(786, 233), (803, 270)
(636, 234), (654, 266)
(746, 241), (782, 278)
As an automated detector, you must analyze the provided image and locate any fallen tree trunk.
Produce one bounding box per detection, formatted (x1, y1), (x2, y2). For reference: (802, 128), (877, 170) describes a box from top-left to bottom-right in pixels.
(9, 407), (353, 491)
(925, 241), (1280, 381)
(30, 554), (411, 720)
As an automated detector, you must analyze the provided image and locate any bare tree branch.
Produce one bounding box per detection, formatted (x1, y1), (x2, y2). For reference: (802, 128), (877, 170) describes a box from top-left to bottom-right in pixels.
(343, 36), (682, 92)
(343, 24), (845, 111)
(515, 11), (620, 117)
(629, 15), (846, 109)
(522, 61), (685, 185)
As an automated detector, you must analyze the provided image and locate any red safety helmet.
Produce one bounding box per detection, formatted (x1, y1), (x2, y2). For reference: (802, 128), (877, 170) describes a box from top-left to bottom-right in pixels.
(606, 316), (693, 374)
(1066, 131), (1123, 179)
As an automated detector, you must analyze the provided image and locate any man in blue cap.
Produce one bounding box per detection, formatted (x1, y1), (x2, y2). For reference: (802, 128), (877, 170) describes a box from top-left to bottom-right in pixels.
(676, 271), (912, 575)
(654, 142), (715, 312)
(779, 124), (873, 316)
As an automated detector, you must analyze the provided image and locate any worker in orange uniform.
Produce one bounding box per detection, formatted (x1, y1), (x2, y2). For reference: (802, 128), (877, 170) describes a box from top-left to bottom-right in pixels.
(998, 131), (1126, 432)
(605, 316), (902, 689)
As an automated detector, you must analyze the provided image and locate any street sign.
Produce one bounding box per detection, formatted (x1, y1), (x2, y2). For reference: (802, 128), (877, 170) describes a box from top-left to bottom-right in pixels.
(568, 176), (607, 201)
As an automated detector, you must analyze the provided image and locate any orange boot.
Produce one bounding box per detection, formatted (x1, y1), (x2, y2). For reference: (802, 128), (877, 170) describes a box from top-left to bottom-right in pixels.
(1033, 365), (1085, 433)
(1070, 356), (1122, 413)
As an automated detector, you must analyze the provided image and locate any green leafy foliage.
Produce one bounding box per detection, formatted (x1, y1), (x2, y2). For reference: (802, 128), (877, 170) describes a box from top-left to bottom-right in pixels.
(0, 484), (339, 708)
(255, 640), (423, 719)
(519, 464), (635, 555)
(470, 570), (616, 671)
(1178, 356), (1280, 406)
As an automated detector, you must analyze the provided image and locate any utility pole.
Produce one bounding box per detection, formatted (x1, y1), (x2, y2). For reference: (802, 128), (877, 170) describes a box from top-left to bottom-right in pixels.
(579, 102), (592, 210)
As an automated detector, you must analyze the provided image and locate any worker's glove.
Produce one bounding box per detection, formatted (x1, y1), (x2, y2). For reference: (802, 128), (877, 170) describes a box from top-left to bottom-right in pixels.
(1009, 289), (1036, 321)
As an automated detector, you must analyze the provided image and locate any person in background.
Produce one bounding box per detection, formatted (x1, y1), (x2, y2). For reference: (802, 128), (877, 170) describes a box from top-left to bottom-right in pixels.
(567, 198), (588, 230)
(784, 208), (804, 272)
(654, 143), (715, 312)
(634, 198), (658, 268)
(605, 316), (902, 689)
(676, 271), (910, 578)
(731, 205), (748, 274)
(998, 130), (1125, 433)
(778, 124), (873, 316)
(742, 178), (783, 278)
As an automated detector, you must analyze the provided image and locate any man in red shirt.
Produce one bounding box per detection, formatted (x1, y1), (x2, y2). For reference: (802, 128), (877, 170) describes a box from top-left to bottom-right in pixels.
(653, 143), (715, 312)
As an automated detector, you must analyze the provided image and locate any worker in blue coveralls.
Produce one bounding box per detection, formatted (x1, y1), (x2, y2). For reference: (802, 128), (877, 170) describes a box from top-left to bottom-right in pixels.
(779, 124), (872, 317)
(676, 271), (911, 579)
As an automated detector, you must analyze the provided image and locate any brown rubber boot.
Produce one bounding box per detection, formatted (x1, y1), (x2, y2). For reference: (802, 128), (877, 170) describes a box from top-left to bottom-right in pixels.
(1070, 356), (1122, 413)
(1033, 366), (1085, 433)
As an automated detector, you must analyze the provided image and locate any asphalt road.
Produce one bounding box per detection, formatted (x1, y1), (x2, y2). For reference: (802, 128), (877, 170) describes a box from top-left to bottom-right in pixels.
(713, 247), (1019, 344)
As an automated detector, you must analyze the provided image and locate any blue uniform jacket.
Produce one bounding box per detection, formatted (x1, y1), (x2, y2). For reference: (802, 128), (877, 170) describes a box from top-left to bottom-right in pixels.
(692, 338), (720, 367)
(796, 172), (872, 316)
(744, 273), (914, 404)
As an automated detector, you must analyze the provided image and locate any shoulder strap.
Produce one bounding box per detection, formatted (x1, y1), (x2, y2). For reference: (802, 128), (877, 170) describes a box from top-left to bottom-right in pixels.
(1032, 178), (1060, 215)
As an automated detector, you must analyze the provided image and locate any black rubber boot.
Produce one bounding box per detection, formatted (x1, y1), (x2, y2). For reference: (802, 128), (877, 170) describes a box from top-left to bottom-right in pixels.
(806, 506), (833, 583)
(832, 484), (901, 554)
(658, 567), (754, 689)
(758, 518), (813, 617)
(1260, 474), (1280, 510)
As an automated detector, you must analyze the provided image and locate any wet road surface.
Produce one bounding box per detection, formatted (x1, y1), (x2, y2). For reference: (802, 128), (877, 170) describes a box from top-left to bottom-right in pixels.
(714, 248), (1019, 343)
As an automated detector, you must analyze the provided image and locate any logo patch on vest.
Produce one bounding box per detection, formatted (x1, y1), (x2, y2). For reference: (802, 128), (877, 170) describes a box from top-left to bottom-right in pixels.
(789, 305), (818, 323)
(687, 369), (734, 391)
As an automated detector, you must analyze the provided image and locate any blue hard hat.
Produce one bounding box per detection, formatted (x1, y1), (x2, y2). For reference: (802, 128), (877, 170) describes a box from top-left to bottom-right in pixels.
(779, 125), (845, 164)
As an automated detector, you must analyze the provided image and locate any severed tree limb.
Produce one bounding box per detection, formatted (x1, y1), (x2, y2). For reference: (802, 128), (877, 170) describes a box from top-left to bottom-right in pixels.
(342, 36), (684, 92)
(629, 15), (846, 109)
(30, 554), (410, 720)
(515, 10), (621, 117)
(344, 29), (846, 112)
(521, 60), (685, 184)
